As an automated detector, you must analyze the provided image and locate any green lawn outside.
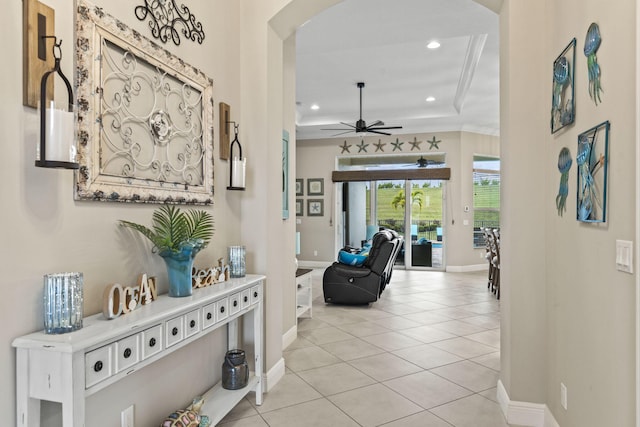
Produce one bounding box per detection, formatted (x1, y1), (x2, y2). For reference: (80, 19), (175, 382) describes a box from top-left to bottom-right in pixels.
(365, 183), (500, 229)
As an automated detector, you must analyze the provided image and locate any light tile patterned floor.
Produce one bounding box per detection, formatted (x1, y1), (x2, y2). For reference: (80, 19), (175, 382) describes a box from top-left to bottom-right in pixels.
(218, 269), (515, 427)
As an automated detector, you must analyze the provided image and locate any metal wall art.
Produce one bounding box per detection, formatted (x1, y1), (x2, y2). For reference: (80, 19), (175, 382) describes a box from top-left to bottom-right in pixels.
(76, 0), (214, 204)
(551, 38), (576, 133)
(556, 147), (572, 216)
(576, 121), (609, 223)
(584, 22), (603, 105)
(134, 0), (204, 46)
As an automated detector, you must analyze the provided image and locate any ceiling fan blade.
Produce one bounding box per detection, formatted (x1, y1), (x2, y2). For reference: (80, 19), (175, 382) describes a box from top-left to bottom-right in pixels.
(322, 128), (352, 131)
(331, 130), (356, 136)
(363, 129), (392, 136)
(368, 126), (403, 130)
(367, 120), (384, 127)
(339, 122), (357, 128)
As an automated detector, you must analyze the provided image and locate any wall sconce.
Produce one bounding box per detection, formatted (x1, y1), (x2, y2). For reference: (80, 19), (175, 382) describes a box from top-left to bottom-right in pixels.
(36, 37), (78, 169)
(227, 122), (246, 190)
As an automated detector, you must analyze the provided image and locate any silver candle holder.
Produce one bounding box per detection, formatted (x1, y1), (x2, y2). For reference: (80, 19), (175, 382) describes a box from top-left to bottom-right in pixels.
(43, 272), (84, 334)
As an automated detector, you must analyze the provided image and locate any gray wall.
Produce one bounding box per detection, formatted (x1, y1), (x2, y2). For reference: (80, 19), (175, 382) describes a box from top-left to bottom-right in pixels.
(1, 0), (341, 425)
(500, 0), (637, 425)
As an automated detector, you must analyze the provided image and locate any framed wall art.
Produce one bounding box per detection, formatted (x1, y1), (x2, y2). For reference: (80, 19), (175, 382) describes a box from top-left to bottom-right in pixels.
(307, 178), (324, 196)
(307, 199), (324, 217)
(296, 179), (304, 196)
(576, 120), (609, 223)
(551, 38), (576, 133)
(296, 199), (304, 216)
(75, 0), (214, 204)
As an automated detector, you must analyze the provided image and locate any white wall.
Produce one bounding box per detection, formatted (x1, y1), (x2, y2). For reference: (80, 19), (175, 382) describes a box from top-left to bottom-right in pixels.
(295, 131), (500, 269)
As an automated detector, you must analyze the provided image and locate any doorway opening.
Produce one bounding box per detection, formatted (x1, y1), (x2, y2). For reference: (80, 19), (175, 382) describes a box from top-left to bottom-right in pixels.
(339, 154), (446, 271)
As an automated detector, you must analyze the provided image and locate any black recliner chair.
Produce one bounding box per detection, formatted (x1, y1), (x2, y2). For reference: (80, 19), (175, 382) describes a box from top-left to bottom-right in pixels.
(323, 230), (403, 304)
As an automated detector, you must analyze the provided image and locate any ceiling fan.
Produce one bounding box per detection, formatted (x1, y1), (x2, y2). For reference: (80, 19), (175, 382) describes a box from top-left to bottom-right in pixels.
(322, 82), (403, 136)
(408, 156), (445, 168)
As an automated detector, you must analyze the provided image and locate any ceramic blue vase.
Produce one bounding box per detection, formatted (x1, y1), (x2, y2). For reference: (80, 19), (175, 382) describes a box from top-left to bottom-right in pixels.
(159, 239), (204, 297)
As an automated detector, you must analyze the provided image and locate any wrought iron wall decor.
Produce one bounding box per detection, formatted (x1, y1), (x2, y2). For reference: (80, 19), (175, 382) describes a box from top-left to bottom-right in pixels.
(584, 23), (602, 105)
(551, 38), (576, 133)
(555, 147), (572, 216)
(134, 0), (204, 46)
(576, 121), (609, 223)
(76, 0), (214, 204)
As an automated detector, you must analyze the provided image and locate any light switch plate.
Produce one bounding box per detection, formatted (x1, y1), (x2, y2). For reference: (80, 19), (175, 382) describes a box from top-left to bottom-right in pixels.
(616, 240), (633, 274)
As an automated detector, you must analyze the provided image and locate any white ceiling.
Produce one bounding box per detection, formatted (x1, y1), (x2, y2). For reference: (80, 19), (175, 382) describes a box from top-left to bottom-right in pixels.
(295, 0), (500, 140)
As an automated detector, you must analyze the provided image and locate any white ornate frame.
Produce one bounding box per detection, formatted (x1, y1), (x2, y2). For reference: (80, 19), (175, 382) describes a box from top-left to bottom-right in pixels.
(75, 0), (214, 204)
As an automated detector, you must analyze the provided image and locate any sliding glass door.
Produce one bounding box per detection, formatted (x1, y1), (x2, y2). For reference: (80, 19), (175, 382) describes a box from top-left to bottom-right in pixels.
(344, 179), (443, 270)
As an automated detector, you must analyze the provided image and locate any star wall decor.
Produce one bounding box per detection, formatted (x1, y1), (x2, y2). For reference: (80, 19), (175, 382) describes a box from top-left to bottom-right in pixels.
(374, 139), (386, 152)
(356, 140), (369, 153)
(409, 137), (423, 151)
(391, 138), (404, 152)
(340, 141), (352, 153)
(427, 136), (441, 150)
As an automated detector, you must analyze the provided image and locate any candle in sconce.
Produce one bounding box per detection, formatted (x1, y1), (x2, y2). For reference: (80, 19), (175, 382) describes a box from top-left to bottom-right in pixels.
(231, 157), (246, 188)
(39, 101), (76, 163)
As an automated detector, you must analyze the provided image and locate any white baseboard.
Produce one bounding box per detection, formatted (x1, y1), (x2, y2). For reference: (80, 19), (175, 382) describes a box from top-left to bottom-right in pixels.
(497, 380), (560, 427)
(263, 357), (286, 393)
(283, 324), (297, 350)
(446, 264), (489, 272)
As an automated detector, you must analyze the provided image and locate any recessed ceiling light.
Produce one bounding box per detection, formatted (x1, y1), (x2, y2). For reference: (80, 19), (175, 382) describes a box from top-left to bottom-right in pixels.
(310, 104), (320, 110)
(427, 41), (441, 49)
(426, 96), (436, 102)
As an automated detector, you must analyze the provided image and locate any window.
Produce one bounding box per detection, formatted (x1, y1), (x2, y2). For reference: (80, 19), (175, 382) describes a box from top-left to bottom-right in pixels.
(473, 156), (500, 247)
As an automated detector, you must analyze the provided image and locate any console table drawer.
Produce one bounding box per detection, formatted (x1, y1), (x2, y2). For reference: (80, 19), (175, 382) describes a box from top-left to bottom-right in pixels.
(251, 285), (261, 305)
(142, 324), (163, 359)
(185, 309), (201, 338)
(166, 316), (184, 348)
(202, 302), (217, 329)
(85, 344), (114, 388)
(217, 297), (229, 322)
(229, 292), (241, 315)
(241, 289), (251, 309)
(115, 334), (140, 373)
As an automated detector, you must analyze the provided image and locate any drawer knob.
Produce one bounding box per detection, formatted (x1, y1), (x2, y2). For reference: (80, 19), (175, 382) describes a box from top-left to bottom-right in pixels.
(190, 319), (196, 328)
(233, 300), (238, 307)
(123, 348), (132, 358)
(172, 327), (179, 336)
(206, 312), (212, 320)
(244, 296), (249, 302)
(94, 361), (103, 372)
(149, 337), (156, 347)
(254, 291), (258, 298)
(220, 306), (225, 313)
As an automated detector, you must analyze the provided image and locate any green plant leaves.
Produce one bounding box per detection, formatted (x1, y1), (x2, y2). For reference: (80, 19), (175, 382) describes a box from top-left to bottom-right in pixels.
(119, 205), (214, 254)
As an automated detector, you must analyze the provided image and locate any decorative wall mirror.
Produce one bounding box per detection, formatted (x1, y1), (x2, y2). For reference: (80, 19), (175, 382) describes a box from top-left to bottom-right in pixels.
(75, 0), (214, 204)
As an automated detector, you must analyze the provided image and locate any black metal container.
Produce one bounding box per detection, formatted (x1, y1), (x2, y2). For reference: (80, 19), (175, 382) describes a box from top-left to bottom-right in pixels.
(222, 349), (249, 390)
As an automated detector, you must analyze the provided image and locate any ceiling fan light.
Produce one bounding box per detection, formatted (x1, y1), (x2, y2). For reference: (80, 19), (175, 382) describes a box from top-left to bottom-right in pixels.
(426, 96), (436, 102)
(310, 104), (320, 110)
(427, 40), (441, 49)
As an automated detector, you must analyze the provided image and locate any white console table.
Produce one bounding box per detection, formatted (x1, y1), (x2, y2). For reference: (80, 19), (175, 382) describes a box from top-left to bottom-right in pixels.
(13, 274), (265, 427)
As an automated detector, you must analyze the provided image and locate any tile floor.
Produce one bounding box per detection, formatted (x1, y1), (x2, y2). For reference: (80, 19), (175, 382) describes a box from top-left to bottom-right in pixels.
(218, 268), (517, 427)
